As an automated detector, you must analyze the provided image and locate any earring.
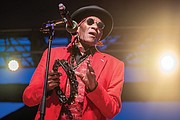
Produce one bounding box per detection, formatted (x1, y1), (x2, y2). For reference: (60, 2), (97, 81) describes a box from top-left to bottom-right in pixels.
(96, 41), (104, 46)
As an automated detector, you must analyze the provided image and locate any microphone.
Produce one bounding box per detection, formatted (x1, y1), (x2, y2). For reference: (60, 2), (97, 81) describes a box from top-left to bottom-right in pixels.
(59, 3), (78, 34)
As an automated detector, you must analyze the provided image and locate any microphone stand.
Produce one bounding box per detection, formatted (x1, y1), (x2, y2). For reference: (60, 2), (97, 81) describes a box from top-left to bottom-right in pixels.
(39, 20), (64, 120)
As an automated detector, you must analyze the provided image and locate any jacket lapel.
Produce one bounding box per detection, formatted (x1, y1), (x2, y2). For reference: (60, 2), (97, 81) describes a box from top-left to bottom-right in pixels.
(82, 52), (107, 113)
(91, 52), (107, 81)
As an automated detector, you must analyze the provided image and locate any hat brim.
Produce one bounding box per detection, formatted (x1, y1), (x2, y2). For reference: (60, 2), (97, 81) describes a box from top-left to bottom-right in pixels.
(71, 5), (114, 40)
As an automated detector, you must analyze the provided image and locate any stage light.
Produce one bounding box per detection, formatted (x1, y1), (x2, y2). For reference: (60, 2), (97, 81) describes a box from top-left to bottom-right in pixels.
(159, 53), (176, 72)
(8, 60), (19, 71)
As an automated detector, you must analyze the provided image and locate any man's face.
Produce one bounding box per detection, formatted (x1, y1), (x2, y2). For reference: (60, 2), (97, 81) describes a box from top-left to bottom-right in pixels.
(77, 16), (104, 46)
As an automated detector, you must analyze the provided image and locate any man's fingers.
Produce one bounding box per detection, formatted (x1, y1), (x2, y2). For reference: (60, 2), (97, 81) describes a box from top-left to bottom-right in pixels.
(48, 79), (60, 84)
(86, 60), (94, 73)
(47, 82), (59, 91)
(75, 71), (84, 79)
(49, 70), (61, 76)
(48, 75), (60, 80)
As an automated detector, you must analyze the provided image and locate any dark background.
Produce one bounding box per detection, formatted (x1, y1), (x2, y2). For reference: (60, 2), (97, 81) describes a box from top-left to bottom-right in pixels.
(1, 0), (180, 29)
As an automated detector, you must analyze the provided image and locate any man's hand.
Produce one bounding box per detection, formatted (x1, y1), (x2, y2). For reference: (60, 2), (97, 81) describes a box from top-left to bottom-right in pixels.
(47, 70), (61, 91)
(75, 59), (98, 92)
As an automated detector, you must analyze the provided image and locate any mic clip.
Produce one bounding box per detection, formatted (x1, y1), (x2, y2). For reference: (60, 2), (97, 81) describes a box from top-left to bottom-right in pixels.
(40, 20), (64, 34)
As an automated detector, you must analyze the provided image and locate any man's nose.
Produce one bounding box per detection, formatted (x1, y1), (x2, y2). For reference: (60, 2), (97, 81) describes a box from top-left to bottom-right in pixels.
(91, 23), (99, 30)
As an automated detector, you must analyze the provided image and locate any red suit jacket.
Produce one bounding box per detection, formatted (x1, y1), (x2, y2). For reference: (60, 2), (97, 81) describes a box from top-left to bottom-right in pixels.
(23, 46), (124, 120)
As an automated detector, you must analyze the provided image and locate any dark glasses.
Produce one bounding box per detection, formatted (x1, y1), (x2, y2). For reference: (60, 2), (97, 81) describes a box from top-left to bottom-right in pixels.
(86, 18), (105, 30)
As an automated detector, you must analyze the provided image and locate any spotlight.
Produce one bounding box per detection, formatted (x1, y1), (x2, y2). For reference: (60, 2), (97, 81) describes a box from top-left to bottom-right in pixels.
(8, 60), (19, 71)
(159, 53), (176, 72)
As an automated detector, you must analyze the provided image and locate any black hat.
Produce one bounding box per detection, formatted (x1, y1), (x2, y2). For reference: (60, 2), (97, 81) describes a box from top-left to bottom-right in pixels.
(71, 5), (114, 40)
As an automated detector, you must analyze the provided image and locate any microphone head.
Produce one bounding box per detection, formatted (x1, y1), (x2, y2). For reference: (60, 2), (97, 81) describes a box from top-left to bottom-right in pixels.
(59, 3), (66, 11)
(58, 3), (78, 34)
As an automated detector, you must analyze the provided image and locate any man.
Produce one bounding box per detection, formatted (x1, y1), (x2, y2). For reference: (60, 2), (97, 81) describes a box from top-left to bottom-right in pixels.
(23, 5), (124, 120)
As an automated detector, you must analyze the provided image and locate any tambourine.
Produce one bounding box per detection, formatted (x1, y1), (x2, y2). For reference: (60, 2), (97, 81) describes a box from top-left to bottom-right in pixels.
(53, 59), (78, 104)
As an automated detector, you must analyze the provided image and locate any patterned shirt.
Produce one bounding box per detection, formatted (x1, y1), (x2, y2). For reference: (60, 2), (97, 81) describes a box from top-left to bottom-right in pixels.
(60, 52), (92, 120)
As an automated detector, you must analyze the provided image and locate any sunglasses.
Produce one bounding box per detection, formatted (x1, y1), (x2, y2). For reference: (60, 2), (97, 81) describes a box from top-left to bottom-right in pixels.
(86, 18), (105, 30)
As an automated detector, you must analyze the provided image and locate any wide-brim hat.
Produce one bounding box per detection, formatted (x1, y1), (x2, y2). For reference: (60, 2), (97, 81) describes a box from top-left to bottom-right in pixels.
(71, 5), (114, 40)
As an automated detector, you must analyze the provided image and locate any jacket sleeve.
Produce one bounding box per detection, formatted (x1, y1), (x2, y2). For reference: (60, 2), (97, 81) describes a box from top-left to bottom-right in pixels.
(22, 49), (47, 107)
(86, 61), (124, 119)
